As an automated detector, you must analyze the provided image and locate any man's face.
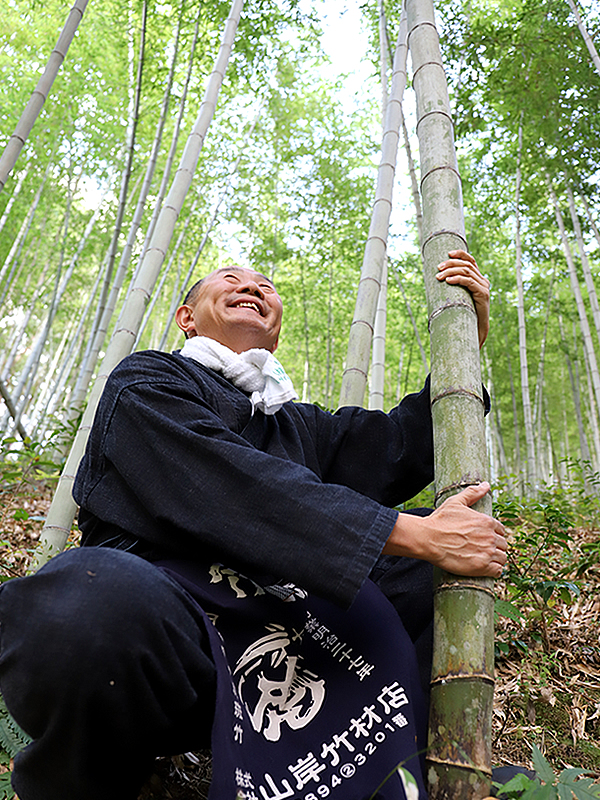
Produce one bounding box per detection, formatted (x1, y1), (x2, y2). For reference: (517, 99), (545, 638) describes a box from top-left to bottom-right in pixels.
(176, 267), (283, 353)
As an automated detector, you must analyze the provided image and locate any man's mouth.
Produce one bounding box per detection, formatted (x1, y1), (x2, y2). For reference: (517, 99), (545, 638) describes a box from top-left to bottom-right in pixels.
(232, 301), (263, 316)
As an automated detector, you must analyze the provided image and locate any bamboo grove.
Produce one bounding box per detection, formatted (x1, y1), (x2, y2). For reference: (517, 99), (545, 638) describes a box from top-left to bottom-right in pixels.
(2, 0), (600, 499)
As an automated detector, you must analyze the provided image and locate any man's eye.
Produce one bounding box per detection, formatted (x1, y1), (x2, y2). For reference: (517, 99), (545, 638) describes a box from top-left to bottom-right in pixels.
(224, 274), (239, 282)
(260, 283), (275, 292)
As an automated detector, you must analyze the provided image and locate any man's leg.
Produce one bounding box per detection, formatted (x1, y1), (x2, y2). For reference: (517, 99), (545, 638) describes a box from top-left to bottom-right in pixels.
(0, 548), (216, 800)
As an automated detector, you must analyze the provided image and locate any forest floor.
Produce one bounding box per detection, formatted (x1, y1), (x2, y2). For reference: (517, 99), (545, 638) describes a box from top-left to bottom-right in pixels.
(0, 477), (599, 799)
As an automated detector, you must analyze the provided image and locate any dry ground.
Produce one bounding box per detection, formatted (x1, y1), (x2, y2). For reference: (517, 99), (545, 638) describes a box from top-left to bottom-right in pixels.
(1, 480), (598, 798)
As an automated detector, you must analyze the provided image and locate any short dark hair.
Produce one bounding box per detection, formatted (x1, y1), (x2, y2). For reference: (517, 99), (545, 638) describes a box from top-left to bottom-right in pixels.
(182, 277), (205, 307)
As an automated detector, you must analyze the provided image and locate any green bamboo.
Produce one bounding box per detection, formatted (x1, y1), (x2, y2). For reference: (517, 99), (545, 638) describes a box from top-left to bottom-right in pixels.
(35, 0), (245, 568)
(339, 6), (408, 408)
(406, 0), (494, 797)
(0, 0), (89, 191)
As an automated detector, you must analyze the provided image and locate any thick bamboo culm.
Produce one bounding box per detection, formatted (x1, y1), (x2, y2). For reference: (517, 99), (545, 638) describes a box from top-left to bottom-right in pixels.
(406, 0), (494, 797)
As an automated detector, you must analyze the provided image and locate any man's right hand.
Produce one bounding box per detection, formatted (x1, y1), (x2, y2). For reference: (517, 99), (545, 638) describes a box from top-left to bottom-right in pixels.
(382, 482), (507, 578)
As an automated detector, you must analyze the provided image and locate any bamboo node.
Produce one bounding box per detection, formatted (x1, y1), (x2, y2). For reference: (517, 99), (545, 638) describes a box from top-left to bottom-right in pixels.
(419, 162), (460, 189)
(434, 479), (485, 503)
(412, 59), (446, 83)
(430, 672), (495, 687)
(434, 581), (496, 599)
(421, 229), (467, 252)
(425, 755), (493, 777)
(415, 109), (454, 134)
(428, 300), (476, 329)
(431, 387), (484, 408)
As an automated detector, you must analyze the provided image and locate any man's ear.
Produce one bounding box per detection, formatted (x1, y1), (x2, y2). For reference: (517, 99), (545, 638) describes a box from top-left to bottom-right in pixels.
(175, 305), (196, 337)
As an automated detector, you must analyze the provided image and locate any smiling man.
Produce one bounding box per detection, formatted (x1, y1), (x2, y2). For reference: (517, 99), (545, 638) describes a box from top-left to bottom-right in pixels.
(0, 255), (506, 800)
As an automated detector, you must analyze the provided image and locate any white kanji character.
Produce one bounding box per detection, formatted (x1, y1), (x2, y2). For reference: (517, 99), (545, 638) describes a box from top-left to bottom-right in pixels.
(361, 704), (382, 728)
(323, 634), (338, 650)
(234, 700), (244, 720)
(259, 773), (294, 800)
(378, 682), (409, 714)
(236, 768), (245, 786)
(304, 614), (319, 634)
(242, 771), (255, 789)
(330, 640), (346, 657)
(349, 655), (364, 672)
(322, 730), (356, 765)
(313, 625), (329, 641)
(392, 711), (409, 728)
(337, 646), (353, 664)
(234, 723), (244, 743)
(356, 662), (375, 681)
(288, 752), (327, 789)
(349, 715), (369, 738)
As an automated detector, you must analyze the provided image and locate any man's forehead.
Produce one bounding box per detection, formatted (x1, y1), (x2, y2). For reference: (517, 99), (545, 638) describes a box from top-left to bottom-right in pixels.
(205, 266), (276, 287)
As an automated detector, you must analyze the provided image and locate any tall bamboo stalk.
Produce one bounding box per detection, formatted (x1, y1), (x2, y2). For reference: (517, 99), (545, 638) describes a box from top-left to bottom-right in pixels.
(514, 121), (537, 494)
(369, 0), (393, 411)
(548, 180), (600, 416)
(566, 185), (600, 345)
(0, 168), (28, 237)
(566, 0), (600, 77)
(0, 0), (89, 191)
(407, 0), (493, 796)
(558, 315), (592, 471)
(36, 0), (245, 567)
(339, 6), (409, 407)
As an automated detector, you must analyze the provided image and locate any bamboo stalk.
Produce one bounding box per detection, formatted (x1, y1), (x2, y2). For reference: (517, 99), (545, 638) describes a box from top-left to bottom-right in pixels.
(514, 120), (537, 494)
(339, 5), (409, 408)
(406, 0), (493, 796)
(566, 0), (600, 77)
(0, 0), (89, 191)
(36, 0), (245, 567)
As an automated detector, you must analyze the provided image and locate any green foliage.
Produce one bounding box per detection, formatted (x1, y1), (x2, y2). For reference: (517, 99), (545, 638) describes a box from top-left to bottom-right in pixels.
(493, 471), (600, 655)
(0, 695), (30, 761)
(494, 745), (600, 800)
(0, 695), (31, 800)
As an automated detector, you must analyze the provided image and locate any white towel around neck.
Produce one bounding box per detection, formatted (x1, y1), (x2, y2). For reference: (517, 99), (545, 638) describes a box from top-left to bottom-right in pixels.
(180, 336), (298, 415)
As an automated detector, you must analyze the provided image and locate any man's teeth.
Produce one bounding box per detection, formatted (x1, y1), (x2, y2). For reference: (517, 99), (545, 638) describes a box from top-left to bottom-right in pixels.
(238, 302), (260, 313)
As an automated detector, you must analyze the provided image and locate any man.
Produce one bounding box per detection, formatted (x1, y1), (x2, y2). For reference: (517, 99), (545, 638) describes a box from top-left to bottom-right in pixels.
(0, 251), (506, 800)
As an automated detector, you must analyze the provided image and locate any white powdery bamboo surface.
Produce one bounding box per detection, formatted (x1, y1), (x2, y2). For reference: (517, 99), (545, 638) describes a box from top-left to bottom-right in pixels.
(566, 0), (600, 78)
(37, 0), (245, 566)
(339, 5), (409, 408)
(0, 0), (89, 191)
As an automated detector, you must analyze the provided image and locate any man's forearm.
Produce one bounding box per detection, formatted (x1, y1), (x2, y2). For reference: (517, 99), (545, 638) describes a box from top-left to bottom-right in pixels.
(382, 482), (507, 578)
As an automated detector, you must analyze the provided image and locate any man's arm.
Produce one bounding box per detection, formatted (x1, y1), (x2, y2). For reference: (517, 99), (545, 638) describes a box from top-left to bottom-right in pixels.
(383, 482), (507, 578)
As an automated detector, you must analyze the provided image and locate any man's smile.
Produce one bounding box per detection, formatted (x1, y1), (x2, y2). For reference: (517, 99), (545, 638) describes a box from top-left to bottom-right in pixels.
(230, 299), (263, 316)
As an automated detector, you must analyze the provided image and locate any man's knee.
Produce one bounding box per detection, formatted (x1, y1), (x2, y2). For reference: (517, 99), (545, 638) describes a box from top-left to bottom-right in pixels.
(0, 548), (215, 739)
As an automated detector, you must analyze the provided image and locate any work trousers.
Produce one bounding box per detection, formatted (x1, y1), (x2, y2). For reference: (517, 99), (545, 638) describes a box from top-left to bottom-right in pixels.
(0, 543), (433, 800)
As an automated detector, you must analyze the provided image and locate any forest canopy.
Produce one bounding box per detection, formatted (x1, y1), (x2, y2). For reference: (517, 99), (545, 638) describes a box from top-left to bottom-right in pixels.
(1, 0), (600, 497)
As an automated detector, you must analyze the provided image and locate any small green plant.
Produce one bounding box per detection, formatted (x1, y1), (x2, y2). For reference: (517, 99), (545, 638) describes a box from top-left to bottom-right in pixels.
(494, 745), (600, 799)
(0, 694), (32, 800)
(492, 477), (599, 655)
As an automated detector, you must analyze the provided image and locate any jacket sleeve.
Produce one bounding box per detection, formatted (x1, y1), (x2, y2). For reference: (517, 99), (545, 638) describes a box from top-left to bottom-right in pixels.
(74, 358), (401, 607)
(297, 378), (435, 508)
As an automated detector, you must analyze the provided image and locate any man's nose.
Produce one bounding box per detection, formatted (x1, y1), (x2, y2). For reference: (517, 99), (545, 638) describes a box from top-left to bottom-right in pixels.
(238, 280), (264, 298)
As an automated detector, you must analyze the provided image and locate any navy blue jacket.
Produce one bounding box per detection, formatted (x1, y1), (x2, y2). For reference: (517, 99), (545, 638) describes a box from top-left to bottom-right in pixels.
(73, 350), (435, 607)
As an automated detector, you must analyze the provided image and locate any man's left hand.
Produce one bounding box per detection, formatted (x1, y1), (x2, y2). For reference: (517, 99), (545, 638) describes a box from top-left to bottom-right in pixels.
(436, 250), (490, 348)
